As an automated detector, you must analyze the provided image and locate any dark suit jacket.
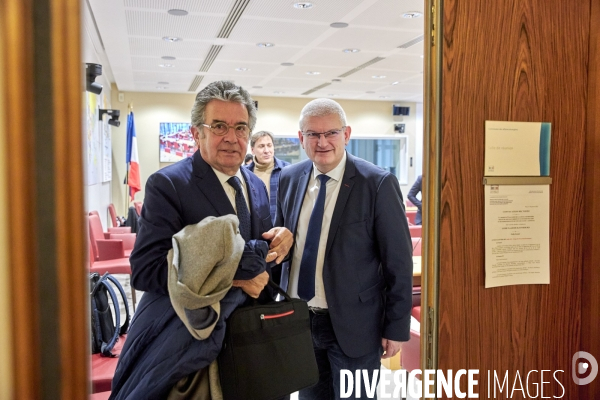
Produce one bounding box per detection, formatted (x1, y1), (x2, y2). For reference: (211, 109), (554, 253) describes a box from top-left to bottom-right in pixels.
(407, 175), (422, 225)
(276, 153), (413, 358)
(245, 156), (290, 223)
(130, 151), (273, 295)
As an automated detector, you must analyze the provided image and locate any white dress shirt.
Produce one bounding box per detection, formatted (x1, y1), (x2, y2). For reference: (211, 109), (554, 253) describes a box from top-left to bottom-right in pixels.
(212, 167), (250, 213)
(289, 152), (347, 308)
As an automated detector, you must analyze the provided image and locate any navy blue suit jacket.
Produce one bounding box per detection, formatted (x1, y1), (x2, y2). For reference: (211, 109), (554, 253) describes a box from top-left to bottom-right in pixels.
(275, 153), (413, 358)
(130, 151), (273, 295)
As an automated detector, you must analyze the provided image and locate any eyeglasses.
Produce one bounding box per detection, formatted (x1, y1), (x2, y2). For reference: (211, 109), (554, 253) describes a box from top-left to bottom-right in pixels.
(201, 122), (250, 138)
(301, 127), (346, 141)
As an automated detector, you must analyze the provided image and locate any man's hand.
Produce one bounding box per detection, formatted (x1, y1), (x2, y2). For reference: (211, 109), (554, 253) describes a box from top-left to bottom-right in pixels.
(232, 271), (269, 298)
(381, 338), (402, 359)
(262, 227), (293, 264)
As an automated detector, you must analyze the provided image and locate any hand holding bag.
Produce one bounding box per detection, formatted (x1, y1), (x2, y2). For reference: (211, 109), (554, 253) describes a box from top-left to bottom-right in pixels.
(218, 280), (319, 400)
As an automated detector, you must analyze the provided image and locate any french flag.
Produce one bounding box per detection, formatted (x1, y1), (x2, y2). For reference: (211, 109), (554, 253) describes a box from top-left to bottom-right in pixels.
(125, 111), (141, 201)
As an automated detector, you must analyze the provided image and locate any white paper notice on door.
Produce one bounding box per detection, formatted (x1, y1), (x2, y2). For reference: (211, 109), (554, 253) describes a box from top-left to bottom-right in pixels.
(485, 184), (550, 288)
(484, 121), (551, 176)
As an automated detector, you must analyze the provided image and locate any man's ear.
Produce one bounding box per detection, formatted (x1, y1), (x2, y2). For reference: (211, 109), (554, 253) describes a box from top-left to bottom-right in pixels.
(344, 125), (352, 145)
(297, 130), (304, 149)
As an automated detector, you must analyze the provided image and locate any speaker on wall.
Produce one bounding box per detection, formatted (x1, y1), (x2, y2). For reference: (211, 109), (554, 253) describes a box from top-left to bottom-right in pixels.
(393, 105), (410, 116)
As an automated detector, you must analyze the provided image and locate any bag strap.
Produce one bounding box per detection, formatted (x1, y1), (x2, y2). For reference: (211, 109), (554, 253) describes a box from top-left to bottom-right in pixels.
(105, 274), (131, 334)
(267, 279), (292, 302)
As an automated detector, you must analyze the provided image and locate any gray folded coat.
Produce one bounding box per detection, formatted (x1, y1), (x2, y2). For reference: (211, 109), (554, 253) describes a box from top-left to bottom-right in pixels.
(167, 214), (245, 340)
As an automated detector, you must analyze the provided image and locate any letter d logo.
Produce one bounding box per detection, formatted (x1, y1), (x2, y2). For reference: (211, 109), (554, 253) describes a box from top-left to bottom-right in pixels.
(572, 351), (598, 385)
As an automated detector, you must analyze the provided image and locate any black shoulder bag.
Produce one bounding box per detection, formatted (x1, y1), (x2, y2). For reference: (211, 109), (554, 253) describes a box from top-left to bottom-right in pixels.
(218, 280), (319, 400)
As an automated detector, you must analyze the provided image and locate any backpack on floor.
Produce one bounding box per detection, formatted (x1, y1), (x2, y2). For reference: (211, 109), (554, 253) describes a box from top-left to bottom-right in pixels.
(90, 272), (130, 357)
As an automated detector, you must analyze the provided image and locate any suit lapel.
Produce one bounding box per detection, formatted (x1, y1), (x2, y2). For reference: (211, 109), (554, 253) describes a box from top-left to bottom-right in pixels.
(325, 154), (356, 254)
(192, 152), (235, 216)
(290, 162), (313, 235)
(240, 167), (263, 236)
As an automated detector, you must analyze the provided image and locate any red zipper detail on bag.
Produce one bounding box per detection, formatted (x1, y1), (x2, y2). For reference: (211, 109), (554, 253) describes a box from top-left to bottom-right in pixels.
(260, 310), (294, 320)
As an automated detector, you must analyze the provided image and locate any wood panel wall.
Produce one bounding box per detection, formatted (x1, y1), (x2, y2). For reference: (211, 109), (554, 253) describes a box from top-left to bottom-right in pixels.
(581, 0), (600, 399)
(438, 0), (590, 398)
(1, 0), (87, 398)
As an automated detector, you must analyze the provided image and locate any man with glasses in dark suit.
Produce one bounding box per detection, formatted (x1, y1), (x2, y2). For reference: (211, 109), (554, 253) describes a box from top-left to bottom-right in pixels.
(276, 98), (413, 399)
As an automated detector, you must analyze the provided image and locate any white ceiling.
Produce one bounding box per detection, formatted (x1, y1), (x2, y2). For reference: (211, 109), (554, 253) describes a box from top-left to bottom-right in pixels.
(87, 0), (425, 102)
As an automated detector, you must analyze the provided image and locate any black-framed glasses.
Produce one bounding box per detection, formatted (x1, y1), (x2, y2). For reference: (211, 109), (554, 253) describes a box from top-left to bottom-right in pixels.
(201, 122), (250, 138)
(301, 127), (346, 141)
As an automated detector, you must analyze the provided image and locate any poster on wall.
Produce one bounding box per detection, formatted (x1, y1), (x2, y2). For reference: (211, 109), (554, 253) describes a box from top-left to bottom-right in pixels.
(85, 92), (101, 185)
(159, 122), (197, 162)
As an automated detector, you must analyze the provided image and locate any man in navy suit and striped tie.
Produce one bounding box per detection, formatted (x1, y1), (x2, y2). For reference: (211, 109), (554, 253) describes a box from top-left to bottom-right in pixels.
(276, 98), (413, 399)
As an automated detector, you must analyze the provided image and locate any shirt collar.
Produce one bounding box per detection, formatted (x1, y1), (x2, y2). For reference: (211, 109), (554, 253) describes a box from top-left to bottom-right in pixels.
(312, 151), (346, 182)
(213, 167), (245, 186)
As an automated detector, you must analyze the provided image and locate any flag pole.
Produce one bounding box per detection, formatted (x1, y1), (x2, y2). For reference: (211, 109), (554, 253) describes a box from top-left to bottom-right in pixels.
(124, 102), (133, 216)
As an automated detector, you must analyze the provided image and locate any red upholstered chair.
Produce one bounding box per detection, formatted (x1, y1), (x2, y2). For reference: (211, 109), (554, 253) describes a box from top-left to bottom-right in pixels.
(411, 306), (421, 322)
(88, 239), (136, 311)
(91, 334), (126, 393)
(406, 210), (417, 225)
(90, 391), (111, 400)
(89, 210), (132, 234)
(133, 201), (142, 216)
(108, 204), (130, 231)
(411, 237), (422, 256)
(88, 214), (135, 261)
(409, 225), (422, 238)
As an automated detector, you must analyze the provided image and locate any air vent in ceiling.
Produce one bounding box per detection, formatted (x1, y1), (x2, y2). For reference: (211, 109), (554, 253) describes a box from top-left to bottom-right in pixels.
(188, 75), (204, 92)
(301, 82), (332, 96)
(217, 0), (251, 38)
(199, 45), (223, 72)
(397, 35), (424, 49)
(338, 57), (385, 78)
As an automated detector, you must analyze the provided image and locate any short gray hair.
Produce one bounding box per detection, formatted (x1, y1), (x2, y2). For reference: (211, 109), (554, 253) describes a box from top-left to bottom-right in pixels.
(191, 80), (257, 132)
(250, 131), (274, 148)
(299, 98), (347, 131)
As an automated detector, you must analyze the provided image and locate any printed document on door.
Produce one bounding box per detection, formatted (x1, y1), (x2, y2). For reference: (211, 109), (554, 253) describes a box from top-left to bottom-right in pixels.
(485, 184), (550, 288)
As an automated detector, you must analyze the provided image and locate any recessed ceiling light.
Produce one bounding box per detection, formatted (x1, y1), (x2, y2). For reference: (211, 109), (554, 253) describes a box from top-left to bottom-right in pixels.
(158, 81), (169, 85)
(332, 79), (342, 83)
(391, 81), (399, 85)
(159, 63), (174, 68)
(372, 75), (386, 79)
(252, 86), (263, 89)
(281, 62), (294, 67)
(235, 67), (249, 72)
(402, 11), (423, 18)
(293, 2), (313, 9)
(330, 22), (349, 28)
(420, 55), (424, 58)
(162, 36), (182, 42)
(167, 9), (188, 16)
(328, 94), (336, 96)
(274, 91), (285, 94)
(257, 42), (275, 48)
(161, 56), (176, 60)
(342, 48), (360, 53)
(366, 91), (375, 94)
(306, 71), (320, 75)
(379, 96), (389, 99)
(156, 86), (168, 89)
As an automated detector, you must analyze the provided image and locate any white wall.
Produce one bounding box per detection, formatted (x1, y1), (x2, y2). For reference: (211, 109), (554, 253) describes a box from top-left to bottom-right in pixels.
(82, 0), (113, 229)
(109, 90), (423, 212)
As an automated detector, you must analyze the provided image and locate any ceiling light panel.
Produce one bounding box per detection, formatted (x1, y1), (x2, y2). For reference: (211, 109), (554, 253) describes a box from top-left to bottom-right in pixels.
(350, 0), (424, 28)
(226, 19), (330, 46)
(318, 27), (417, 53)
(129, 38), (212, 58)
(125, 10), (222, 39)
(131, 57), (202, 72)
(124, 0), (235, 14)
(131, 73), (193, 84)
(217, 43), (299, 63)
(276, 64), (349, 80)
(242, 0), (364, 23)
(294, 48), (372, 67)
(209, 60), (281, 76)
(374, 54), (424, 73)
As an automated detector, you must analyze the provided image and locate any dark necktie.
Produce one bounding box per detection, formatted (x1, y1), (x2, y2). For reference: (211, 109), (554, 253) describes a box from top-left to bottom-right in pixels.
(227, 176), (251, 242)
(298, 174), (330, 301)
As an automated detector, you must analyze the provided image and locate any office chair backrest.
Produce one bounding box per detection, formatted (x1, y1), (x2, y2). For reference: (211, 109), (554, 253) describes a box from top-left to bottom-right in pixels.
(89, 214), (106, 260)
(108, 204), (120, 228)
